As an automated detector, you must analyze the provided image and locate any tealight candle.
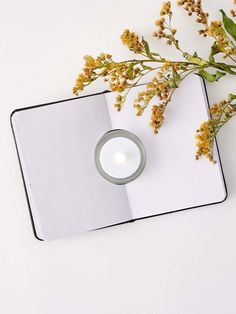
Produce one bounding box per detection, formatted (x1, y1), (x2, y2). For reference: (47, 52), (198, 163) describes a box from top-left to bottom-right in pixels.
(95, 129), (146, 184)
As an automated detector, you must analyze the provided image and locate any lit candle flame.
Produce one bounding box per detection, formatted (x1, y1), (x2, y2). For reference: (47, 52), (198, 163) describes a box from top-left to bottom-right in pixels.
(114, 152), (126, 164)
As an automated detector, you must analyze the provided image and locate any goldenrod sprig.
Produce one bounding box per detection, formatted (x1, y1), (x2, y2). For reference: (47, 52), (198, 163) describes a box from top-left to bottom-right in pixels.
(196, 94), (236, 162)
(73, 0), (236, 162)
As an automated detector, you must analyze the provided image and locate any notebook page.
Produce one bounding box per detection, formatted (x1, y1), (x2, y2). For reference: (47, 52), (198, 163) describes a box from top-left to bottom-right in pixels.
(12, 94), (132, 240)
(105, 75), (226, 219)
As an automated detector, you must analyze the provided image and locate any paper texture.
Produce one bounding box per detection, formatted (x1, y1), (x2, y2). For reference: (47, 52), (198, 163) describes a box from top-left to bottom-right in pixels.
(12, 95), (132, 240)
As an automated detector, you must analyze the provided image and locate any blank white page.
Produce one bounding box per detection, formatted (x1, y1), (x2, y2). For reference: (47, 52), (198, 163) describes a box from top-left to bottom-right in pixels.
(105, 75), (227, 219)
(12, 95), (131, 240)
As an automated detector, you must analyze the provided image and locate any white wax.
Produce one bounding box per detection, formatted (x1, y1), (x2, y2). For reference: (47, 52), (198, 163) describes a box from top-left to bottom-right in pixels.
(99, 137), (141, 179)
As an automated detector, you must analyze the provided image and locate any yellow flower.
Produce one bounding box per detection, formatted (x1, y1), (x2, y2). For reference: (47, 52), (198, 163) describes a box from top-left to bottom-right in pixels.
(73, 53), (113, 95)
(195, 120), (215, 162)
(150, 104), (166, 133)
(121, 29), (144, 53)
(160, 1), (171, 16)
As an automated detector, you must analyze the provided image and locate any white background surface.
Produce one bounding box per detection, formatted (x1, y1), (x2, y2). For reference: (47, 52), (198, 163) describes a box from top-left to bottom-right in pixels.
(1, 0), (236, 313)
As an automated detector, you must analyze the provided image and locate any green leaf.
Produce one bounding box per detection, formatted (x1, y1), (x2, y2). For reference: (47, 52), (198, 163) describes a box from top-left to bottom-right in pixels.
(127, 62), (134, 80)
(214, 63), (236, 74)
(228, 93), (236, 100)
(183, 53), (208, 66)
(142, 37), (152, 58)
(209, 42), (221, 62)
(199, 69), (226, 82)
(151, 52), (161, 56)
(172, 68), (181, 87)
(142, 64), (153, 71)
(220, 9), (236, 42)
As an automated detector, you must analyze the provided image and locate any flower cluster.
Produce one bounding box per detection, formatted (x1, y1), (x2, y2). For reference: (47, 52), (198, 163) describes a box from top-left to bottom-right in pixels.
(205, 21), (236, 57)
(178, 0), (236, 58)
(195, 95), (236, 162)
(73, 0), (236, 162)
(73, 53), (113, 94)
(108, 63), (136, 93)
(73, 53), (143, 110)
(133, 73), (169, 134)
(134, 75), (170, 112)
(133, 61), (183, 133)
(150, 104), (166, 133)
(178, 0), (208, 23)
(160, 1), (171, 16)
(209, 98), (236, 122)
(120, 30), (144, 53)
(195, 120), (215, 162)
(153, 2), (179, 49)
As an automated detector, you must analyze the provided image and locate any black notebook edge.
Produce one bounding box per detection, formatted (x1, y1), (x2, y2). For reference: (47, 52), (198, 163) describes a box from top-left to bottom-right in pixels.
(10, 76), (228, 241)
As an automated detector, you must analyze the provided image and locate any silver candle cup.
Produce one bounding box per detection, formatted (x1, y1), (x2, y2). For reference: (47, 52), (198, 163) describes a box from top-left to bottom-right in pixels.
(94, 129), (146, 185)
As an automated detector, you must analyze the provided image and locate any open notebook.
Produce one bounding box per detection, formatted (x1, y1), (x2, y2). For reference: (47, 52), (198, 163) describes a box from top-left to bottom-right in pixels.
(11, 75), (227, 241)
